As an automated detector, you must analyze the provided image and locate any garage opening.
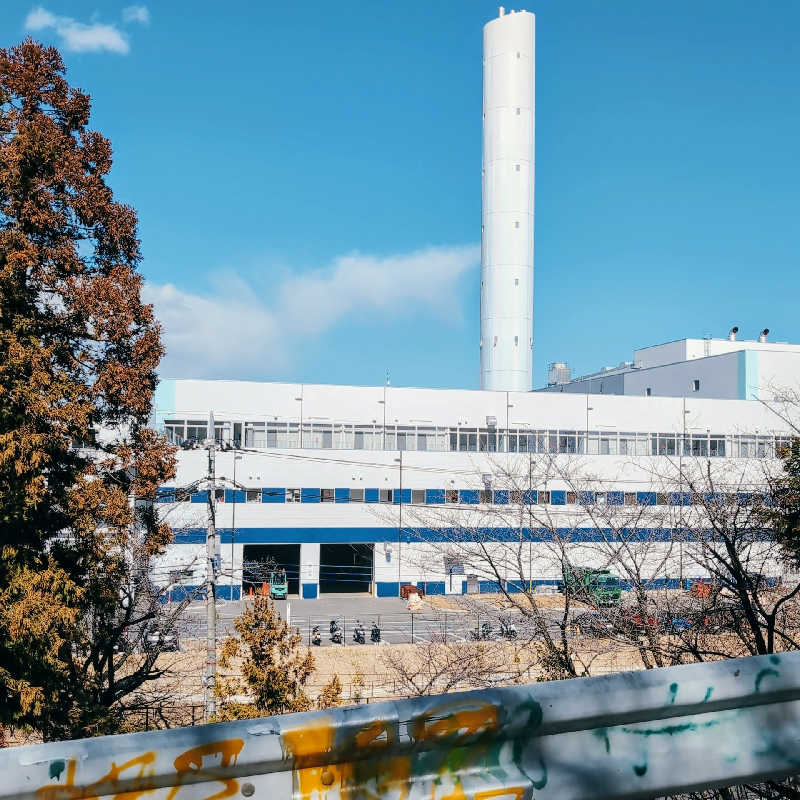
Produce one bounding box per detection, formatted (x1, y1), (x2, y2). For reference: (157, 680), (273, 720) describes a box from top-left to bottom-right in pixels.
(319, 543), (373, 594)
(242, 544), (300, 596)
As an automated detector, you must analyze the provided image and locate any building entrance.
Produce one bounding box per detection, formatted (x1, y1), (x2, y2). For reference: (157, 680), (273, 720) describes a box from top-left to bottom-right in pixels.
(242, 544), (300, 596)
(319, 543), (373, 594)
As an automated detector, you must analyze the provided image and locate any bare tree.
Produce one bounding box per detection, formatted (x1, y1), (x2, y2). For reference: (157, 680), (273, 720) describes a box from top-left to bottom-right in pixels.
(382, 636), (534, 697)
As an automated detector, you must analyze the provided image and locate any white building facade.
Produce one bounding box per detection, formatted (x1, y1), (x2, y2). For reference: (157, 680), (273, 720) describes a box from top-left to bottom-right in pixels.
(152, 379), (795, 601)
(543, 336), (800, 400)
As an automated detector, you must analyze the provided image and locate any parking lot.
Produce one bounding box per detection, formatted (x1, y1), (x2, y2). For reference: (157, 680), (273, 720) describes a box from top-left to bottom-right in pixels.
(176, 593), (563, 647)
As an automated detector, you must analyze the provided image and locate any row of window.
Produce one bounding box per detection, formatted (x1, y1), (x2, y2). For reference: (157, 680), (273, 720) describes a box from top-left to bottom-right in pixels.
(157, 487), (767, 508)
(162, 419), (790, 460)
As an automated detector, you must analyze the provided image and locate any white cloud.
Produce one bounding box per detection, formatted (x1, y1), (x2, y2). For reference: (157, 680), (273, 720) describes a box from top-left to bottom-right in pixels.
(122, 5), (150, 25)
(143, 244), (479, 379)
(25, 7), (129, 54)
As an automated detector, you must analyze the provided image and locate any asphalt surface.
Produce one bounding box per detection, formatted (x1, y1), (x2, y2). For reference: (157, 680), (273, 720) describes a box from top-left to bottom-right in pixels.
(175, 593), (563, 647)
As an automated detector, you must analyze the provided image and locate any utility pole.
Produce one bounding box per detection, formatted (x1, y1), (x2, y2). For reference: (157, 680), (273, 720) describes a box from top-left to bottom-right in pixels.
(204, 411), (217, 722)
(528, 454), (533, 592)
(396, 451), (403, 596)
(232, 453), (242, 597)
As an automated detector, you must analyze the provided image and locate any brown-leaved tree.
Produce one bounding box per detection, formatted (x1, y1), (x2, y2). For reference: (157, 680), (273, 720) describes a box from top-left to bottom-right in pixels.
(0, 39), (175, 740)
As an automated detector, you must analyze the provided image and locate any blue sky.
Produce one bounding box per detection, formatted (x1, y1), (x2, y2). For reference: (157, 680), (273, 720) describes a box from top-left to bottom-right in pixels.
(3, 1), (798, 389)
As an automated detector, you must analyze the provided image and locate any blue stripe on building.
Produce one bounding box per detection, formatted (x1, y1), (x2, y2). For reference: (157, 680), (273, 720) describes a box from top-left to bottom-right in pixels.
(170, 526), (743, 544)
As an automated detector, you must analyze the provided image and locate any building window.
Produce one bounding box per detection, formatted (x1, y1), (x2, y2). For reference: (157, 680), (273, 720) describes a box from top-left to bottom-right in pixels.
(446, 489), (459, 504)
(645, 387), (652, 397)
(514, 277), (519, 286)
(286, 488), (301, 502)
(538, 490), (550, 504)
(514, 220), (520, 229)
(516, 107), (520, 115)
(246, 489), (260, 503)
(514, 336), (519, 346)
(411, 489), (425, 505)
(321, 488), (335, 502)
(214, 488), (225, 501)
(692, 379), (700, 392)
(479, 489), (492, 504)
(186, 420), (207, 442)
(515, 164), (520, 172)
(379, 489), (392, 503)
(164, 419), (185, 443)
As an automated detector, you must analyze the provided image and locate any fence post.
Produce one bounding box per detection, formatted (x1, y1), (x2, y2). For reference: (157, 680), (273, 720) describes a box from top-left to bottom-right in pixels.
(411, 613), (414, 643)
(444, 612), (448, 644)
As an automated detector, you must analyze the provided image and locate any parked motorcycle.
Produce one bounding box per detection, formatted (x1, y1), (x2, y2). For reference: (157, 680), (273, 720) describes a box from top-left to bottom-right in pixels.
(499, 618), (518, 640)
(469, 622), (493, 641)
(370, 621), (381, 643)
(311, 625), (321, 646)
(353, 620), (366, 645)
(329, 619), (343, 645)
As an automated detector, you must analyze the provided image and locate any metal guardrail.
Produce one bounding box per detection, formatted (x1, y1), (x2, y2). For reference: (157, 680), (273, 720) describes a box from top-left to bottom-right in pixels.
(4, 651), (800, 799)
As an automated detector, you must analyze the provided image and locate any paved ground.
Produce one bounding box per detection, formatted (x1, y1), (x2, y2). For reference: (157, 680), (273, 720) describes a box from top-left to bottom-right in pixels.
(175, 593), (559, 647)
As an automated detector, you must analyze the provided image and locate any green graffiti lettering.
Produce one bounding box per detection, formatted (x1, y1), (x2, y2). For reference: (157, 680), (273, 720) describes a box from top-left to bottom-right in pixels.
(48, 760), (66, 781)
(622, 719), (719, 737)
(755, 668), (779, 693)
(593, 728), (611, 754)
(668, 683), (679, 704)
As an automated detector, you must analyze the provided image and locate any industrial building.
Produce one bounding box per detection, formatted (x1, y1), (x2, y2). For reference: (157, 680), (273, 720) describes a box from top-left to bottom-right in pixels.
(152, 378), (796, 600)
(542, 332), (800, 400)
(150, 9), (798, 600)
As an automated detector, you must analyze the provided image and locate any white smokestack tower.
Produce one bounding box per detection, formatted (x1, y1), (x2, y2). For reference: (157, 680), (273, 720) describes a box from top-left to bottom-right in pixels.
(480, 8), (535, 392)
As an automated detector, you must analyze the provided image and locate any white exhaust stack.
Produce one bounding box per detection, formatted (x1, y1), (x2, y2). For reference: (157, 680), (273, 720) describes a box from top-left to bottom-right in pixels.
(480, 8), (535, 392)
(759, 328), (769, 343)
(728, 326), (739, 341)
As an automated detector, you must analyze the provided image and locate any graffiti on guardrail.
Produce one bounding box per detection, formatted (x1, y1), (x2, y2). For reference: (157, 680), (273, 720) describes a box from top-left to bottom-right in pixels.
(24, 651), (799, 800)
(35, 738), (244, 800)
(279, 694), (545, 800)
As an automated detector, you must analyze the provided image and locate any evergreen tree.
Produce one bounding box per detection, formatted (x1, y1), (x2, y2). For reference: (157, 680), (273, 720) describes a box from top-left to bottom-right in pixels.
(215, 593), (315, 719)
(0, 40), (175, 739)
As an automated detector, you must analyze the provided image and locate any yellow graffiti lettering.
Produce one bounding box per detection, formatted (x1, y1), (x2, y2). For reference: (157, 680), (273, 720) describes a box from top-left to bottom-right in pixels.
(166, 738), (245, 800)
(474, 788), (527, 800)
(36, 739), (243, 800)
(36, 759), (79, 800)
(413, 704), (498, 742)
(36, 752), (157, 800)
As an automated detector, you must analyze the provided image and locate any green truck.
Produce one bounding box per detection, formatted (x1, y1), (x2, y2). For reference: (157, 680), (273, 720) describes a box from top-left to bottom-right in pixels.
(562, 564), (622, 606)
(269, 569), (288, 600)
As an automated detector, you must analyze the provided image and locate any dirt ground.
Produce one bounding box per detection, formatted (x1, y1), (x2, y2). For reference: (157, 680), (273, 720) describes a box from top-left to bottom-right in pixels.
(149, 632), (647, 709)
(424, 591), (588, 612)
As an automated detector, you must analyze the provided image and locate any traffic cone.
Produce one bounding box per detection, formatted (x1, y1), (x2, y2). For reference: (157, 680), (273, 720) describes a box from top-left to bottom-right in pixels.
(249, 586), (253, 596)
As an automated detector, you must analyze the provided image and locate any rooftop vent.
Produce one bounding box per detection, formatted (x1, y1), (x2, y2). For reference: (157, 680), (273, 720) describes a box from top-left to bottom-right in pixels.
(759, 328), (769, 343)
(728, 326), (739, 341)
(547, 362), (571, 386)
